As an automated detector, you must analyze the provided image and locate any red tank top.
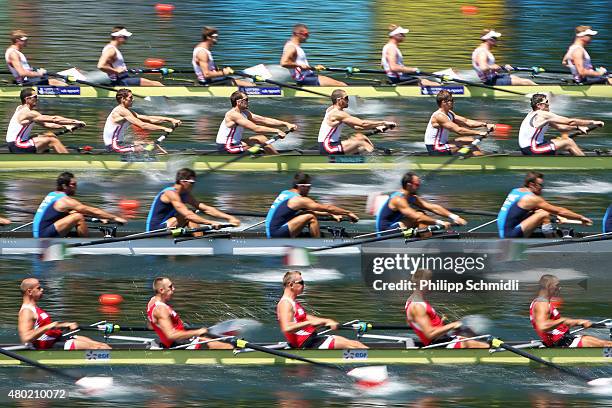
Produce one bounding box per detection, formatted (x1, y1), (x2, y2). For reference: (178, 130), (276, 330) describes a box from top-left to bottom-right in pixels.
(529, 297), (569, 346)
(405, 299), (444, 346)
(277, 297), (316, 347)
(147, 298), (185, 348)
(21, 304), (63, 349)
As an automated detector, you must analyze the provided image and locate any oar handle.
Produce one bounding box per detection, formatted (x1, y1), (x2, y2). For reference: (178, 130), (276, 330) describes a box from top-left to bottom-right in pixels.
(567, 123), (603, 139)
(338, 322), (413, 333)
(53, 123), (85, 137)
(364, 124), (395, 136)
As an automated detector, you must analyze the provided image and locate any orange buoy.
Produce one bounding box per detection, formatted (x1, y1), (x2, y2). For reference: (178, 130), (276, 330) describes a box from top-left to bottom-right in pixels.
(119, 199), (140, 212)
(98, 294), (124, 306)
(461, 5), (479, 14)
(494, 123), (512, 139)
(144, 58), (166, 69)
(155, 3), (175, 13)
(132, 125), (150, 138)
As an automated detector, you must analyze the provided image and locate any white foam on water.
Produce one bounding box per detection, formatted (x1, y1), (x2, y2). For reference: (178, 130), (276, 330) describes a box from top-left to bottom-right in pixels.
(488, 268), (587, 282)
(232, 268), (342, 283)
(548, 179), (612, 194)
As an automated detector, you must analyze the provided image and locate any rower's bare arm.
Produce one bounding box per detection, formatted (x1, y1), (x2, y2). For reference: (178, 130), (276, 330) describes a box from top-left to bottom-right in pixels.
(138, 114), (181, 128)
(437, 113), (484, 137)
(453, 114), (490, 130)
(385, 48), (415, 74)
(17, 308), (58, 344)
(233, 113), (283, 136)
(28, 111), (84, 127)
(475, 50), (497, 72)
(571, 48), (600, 77)
(408, 303), (459, 340)
(7, 51), (40, 78)
(339, 113), (390, 131)
(532, 301), (570, 331)
(123, 110), (173, 133)
(194, 202), (240, 226)
(166, 192), (214, 226)
(534, 197), (592, 225)
(196, 49), (224, 79)
(396, 198), (437, 225)
(297, 197), (359, 222)
(280, 43), (299, 69)
(546, 113), (603, 131)
(413, 198), (466, 225)
(154, 306), (206, 341)
(277, 301), (314, 333)
(60, 197), (126, 224)
(97, 47), (121, 75)
(250, 113), (296, 131)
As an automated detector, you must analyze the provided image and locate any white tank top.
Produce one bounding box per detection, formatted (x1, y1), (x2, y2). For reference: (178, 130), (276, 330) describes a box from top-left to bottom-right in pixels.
(381, 43), (403, 77)
(6, 105), (34, 143)
(471, 47), (495, 82)
(102, 44), (127, 81)
(287, 42), (312, 81)
(102, 106), (129, 146)
(563, 44), (592, 81)
(519, 111), (550, 148)
(424, 110), (454, 146)
(192, 46), (216, 81)
(317, 107), (344, 143)
(5, 48), (32, 82)
(216, 112), (248, 145)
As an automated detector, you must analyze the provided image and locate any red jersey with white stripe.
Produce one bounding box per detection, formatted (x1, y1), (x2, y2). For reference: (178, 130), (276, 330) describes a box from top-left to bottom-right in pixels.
(276, 297), (316, 347)
(20, 304), (64, 350)
(405, 299), (445, 346)
(424, 110), (454, 152)
(147, 298), (186, 348)
(529, 297), (569, 346)
(6, 105), (35, 148)
(103, 106), (134, 153)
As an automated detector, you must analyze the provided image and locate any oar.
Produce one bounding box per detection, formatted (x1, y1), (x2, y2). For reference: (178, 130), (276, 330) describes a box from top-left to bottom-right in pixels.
(320, 66), (528, 96)
(422, 133), (490, 179)
(488, 337), (612, 387)
(566, 123), (603, 139)
(526, 231), (612, 249)
(512, 66), (573, 76)
(234, 71), (330, 98)
(447, 208), (498, 217)
(77, 318), (261, 336)
(0, 347), (113, 391)
(47, 72), (152, 101)
(225, 337), (388, 387)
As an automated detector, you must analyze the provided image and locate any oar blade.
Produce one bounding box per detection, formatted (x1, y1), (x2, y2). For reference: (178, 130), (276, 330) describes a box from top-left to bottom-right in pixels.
(461, 314), (492, 335)
(588, 378), (612, 387)
(75, 376), (114, 391)
(346, 365), (388, 387)
(284, 246), (316, 267)
(208, 318), (262, 337)
(40, 241), (69, 262)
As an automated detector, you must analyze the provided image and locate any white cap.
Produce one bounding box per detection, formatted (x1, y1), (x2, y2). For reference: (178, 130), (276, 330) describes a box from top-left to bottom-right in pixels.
(577, 28), (598, 37)
(480, 30), (501, 41)
(111, 28), (133, 38)
(389, 26), (409, 37)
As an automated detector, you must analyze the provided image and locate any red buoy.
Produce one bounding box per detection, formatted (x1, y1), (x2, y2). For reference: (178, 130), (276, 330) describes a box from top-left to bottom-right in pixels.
(144, 58), (165, 69)
(118, 199), (140, 212)
(155, 3), (175, 13)
(98, 294), (124, 306)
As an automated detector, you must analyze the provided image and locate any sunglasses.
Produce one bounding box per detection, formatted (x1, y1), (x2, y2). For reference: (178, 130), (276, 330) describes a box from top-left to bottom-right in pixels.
(27, 95), (38, 100)
(296, 183), (312, 187)
(180, 179), (197, 184)
(293, 280), (305, 285)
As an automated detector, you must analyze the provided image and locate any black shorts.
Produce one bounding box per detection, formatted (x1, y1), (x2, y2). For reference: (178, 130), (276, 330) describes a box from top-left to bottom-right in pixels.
(8, 141), (37, 153)
(301, 334), (333, 349)
(18, 75), (50, 86)
(552, 333), (581, 348)
(426, 144), (452, 156)
(319, 141), (344, 155)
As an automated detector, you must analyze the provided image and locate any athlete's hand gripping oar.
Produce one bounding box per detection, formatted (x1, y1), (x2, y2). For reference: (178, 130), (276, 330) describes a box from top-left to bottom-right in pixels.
(0, 347), (113, 391)
(222, 337), (388, 387)
(487, 337), (612, 387)
(565, 122), (604, 139)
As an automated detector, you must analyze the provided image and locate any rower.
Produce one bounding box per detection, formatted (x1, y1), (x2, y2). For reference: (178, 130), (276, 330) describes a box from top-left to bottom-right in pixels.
(103, 88), (180, 153)
(97, 26), (163, 86)
(18, 278), (110, 350)
(280, 24), (346, 87)
(147, 277), (232, 349)
(424, 90), (494, 156)
(497, 171), (592, 239)
(145, 168), (240, 232)
(562, 26), (611, 85)
(5, 30), (65, 86)
(530, 274), (612, 347)
(375, 172), (466, 234)
(265, 172), (358, 238)
(318, 89), (397, 155)
(519, 94), (604, 156)
(6, 88), (85, 154)
(216, 90), (296, 154)
(406, 269), (489, 348)
(471, 29), (536, 86)
(381, 25), (438, 86)
(192, 27), (250, 87)
(277, 271), (367, 349)
(33, 172), (127, 238)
